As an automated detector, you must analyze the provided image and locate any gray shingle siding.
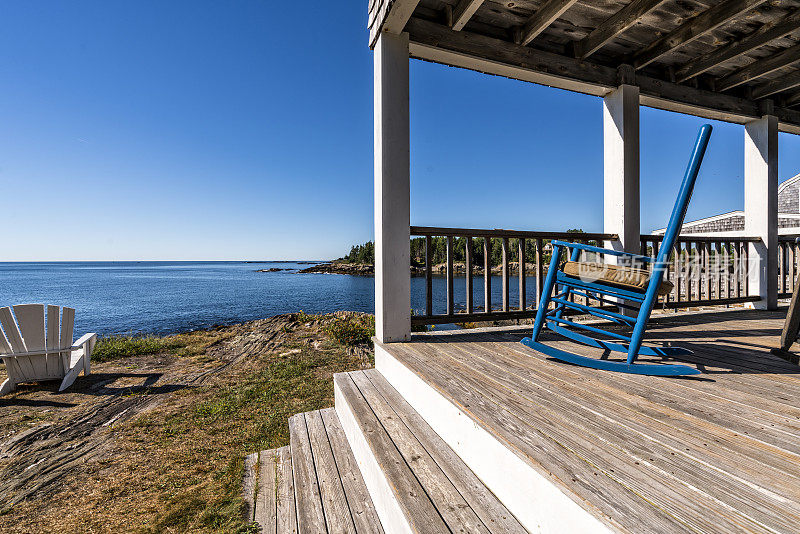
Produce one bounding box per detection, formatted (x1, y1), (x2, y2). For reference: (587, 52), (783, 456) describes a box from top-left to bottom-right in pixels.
(660, 174), (800, 234)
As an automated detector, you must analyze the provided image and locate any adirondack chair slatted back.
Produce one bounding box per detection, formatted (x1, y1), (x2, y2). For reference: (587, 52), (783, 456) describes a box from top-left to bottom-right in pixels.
(0, 304), (90, 394)
(0, 307), (26, 353)
(0, 305), (77, 381)
(60, 307), (75, 349)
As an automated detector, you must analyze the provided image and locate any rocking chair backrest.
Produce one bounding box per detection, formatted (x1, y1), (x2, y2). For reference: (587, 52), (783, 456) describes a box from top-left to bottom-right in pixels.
(655, 124), (713, 265)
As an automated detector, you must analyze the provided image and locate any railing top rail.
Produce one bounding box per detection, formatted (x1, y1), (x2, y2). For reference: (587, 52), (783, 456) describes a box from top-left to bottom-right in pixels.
(411, 226), (617, 241)
(640, 234), (761, 243)
(778, 235), (800, 242)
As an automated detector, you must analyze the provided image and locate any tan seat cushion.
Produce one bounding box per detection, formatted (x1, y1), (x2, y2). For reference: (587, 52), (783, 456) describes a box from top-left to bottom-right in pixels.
(562, 261), (674, 296)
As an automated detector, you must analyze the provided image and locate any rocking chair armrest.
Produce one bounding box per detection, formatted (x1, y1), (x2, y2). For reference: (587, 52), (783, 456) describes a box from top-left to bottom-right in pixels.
(71, 333), (98, 352)
(550, 240), (654, 263)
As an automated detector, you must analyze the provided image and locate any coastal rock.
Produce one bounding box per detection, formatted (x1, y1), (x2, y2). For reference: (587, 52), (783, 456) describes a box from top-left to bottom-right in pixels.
(255, 268), (289, 272)
(300, 263), (374, 276)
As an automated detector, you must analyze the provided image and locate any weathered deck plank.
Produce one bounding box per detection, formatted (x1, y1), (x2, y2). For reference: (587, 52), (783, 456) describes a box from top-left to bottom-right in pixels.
(380, 308), (800, 534)
(288, 414), (327, 533)
(319, 408), (384, 533)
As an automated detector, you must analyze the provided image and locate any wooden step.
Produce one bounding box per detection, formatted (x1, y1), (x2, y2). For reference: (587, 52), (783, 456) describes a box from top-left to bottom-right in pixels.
(334, 369), (525, 534)
(246, 409), (383, 533)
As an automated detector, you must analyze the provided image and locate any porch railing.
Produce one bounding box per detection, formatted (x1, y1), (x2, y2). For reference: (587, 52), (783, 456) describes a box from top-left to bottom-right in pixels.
(411, 226), (763, 326)
(410, 226), (616, 326)
(639, 235), (761, 308)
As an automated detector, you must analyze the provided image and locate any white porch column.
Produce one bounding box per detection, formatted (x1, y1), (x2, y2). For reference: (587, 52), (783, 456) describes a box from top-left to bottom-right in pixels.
(744, 115), (778, 310)
(603, 84), (640, 256)
(374, 31), (411, 342)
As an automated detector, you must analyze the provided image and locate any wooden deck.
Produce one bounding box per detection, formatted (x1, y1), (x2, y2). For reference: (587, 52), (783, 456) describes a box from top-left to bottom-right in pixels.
(376, 308), (800, 534)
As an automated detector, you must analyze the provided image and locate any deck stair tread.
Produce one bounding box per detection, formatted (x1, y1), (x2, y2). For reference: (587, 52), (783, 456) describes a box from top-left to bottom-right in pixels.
(246, 408), (383, 533)
(375, 309), (800, 534)
(334, 369), (526, 534)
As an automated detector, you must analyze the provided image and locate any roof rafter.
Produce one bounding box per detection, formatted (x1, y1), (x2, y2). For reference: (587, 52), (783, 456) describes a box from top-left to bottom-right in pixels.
(574, 0), (666, 60)
(451, 0), (485, 32)
(519, 0), (579, 47)
(676, 9), (800, 83)
(632, 0), (765, 70)
(752, 70), (800, 100)
(404, 17), (800, 133)
(716, 43), (800, 92)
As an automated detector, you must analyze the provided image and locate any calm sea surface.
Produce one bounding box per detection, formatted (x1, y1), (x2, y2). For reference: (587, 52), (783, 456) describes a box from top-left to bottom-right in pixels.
(0, 262), (538, 335)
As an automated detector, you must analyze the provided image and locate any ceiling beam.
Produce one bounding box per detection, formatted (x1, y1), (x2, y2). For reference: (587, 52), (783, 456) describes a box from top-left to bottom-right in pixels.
(632, 0), (765, 70)
(676, 9), (800, 83)
(783, 90), (800, 108)
(751, 70), (800, 100)
(451, 0), (484, 31)
(716, 43), (800, 92)
(405, 17), (800, 134)
(519, 0), (579, 47)
(574, 0), (665, 60)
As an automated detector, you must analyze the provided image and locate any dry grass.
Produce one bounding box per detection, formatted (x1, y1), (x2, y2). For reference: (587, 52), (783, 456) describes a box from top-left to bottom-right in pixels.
(0, 313), (373, 533)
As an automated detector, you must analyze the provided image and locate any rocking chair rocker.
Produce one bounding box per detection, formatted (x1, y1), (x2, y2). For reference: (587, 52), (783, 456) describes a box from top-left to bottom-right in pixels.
(521, 124), (713, 376)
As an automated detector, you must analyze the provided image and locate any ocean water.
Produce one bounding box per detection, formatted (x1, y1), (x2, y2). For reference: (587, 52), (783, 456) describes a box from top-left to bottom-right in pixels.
(0, 262), (538, 335)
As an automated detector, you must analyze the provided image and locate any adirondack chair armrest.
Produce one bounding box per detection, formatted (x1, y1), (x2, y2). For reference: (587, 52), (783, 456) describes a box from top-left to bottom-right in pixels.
(71, 333), (97, 353)
(550, 240), (655, 264)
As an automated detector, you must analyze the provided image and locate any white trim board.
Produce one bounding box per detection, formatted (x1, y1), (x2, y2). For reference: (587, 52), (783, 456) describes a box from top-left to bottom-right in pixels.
(374, 342), (617, 534)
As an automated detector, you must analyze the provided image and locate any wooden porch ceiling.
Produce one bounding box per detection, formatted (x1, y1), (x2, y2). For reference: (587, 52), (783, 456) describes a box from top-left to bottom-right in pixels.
(368, 0), (800, 133)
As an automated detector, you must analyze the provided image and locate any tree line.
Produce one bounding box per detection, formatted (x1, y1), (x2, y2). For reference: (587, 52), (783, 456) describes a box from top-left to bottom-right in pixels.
(340, 230), (588, 267)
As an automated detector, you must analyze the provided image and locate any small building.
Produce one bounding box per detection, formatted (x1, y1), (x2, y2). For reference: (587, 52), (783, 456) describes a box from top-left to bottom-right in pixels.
(655, 173), (800, 236)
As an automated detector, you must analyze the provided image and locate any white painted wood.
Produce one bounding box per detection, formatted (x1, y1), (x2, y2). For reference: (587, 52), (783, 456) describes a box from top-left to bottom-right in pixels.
(60, 307), (75, 377)
(374, 343), (615, 534)
(46, 305), (61, 377)
(374, 31), (411, 343)
(0, 307), (26, 353)
(0, 304), (94, 395)
(745, 115), (779, 310)
(603, 84), (640, 257)
(60, 307), (74, 349)
(334, 375), (414, 534)
(0, 327), (11, 355)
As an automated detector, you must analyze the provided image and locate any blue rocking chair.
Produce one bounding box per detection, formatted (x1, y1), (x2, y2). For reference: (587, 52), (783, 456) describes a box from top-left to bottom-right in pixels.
(521, 124), (712, 376)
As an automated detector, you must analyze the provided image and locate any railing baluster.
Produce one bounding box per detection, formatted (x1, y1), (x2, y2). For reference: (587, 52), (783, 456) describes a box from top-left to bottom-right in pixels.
(779, 241), (785, 294)
(536, 238), (543, 308)
(672, 244), (680, 305)
(518, 238), (526, 311)
(743, 241), (749, 297)
(734, 241), (741, 298)
(465, 236), (473, 314)
(684, 242), (693, 302)
(502, 237), (509, 312)
(484, 237), (491, 313)
(425, 235), (432, 317)
(446, 236), (454, 316)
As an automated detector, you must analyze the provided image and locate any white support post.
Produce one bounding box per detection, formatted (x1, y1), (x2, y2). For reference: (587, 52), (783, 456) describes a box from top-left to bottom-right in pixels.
(744, 115), (778, 310)
(374, 31), (411, 342)
(603, 84), (641, 258)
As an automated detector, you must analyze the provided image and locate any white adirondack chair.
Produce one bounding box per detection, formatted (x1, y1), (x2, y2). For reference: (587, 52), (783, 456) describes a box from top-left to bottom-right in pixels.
(0, 304), (96, 395)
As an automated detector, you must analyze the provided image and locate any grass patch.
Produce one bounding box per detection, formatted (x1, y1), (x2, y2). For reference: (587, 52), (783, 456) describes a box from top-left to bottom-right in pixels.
(323, 315), (375, 346)
(93, 335), (184, 362)
(93, 330), (233, 362)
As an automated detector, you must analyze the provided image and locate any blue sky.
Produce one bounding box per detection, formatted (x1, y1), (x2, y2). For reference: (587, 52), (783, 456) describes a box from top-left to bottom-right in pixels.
(2, 1), (800, 261)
